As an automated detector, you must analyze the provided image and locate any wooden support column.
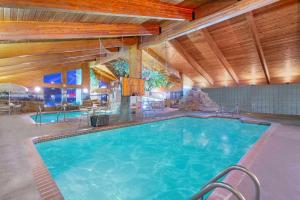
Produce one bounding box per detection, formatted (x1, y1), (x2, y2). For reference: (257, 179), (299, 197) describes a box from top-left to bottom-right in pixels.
(61, 68), (67, 86)
(120, 43), (143, 122)
(129, 43), (142, 79)
(82, 62), (90, 90)
(129, 43), (143, 116)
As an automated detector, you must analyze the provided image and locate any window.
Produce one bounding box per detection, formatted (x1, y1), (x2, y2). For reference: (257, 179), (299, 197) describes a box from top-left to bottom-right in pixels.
(66, 88), (82, 105)
(44, 88), (62, 107)
(99, 81), (108, 88)
(170, 91), (183, 100)
(67, 69), (82, 85)
(100, 94), (108, 102)
(43, 73), (62, 84)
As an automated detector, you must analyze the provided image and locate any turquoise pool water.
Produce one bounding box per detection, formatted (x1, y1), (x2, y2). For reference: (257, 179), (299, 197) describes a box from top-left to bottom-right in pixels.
(31, 110), (114, 123)
(36, 117), (268, 200)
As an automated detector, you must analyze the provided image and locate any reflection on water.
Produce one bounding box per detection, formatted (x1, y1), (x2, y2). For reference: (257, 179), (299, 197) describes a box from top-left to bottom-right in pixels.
(36, 117), (268, 200)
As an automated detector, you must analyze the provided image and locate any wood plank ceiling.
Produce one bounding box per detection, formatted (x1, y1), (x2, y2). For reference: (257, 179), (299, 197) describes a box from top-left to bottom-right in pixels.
(151, 0), (300, 87)
(0, 0), (299, 88)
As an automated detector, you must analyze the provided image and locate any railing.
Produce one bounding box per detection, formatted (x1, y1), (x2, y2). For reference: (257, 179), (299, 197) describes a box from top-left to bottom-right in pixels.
(35, 106), (42, 126)
(190, 182), (246, 200)
(190, 165), (260, 200)
(56, 105), (67, 123)
(78, 107), (92, 129)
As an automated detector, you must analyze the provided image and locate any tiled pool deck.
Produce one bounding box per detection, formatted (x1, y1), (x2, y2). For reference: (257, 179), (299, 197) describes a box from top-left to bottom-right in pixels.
(1, 111), (300, 200)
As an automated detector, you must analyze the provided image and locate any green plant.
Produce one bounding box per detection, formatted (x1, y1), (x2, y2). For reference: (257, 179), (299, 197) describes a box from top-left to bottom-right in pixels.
(112, 60), (172, 91)
(112, 60), (129, 77)
(90, 68), (99, 89)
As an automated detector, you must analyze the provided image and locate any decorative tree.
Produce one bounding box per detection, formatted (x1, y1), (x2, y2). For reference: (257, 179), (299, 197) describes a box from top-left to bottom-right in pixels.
(112, 60), (173, 91)
(112, 60), (129, 77)
(90, 68), (99, 90)
(142, 68), (172, 91)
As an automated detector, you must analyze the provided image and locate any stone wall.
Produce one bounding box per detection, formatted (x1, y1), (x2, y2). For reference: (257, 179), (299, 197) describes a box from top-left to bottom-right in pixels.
(179, 87), (219, 111)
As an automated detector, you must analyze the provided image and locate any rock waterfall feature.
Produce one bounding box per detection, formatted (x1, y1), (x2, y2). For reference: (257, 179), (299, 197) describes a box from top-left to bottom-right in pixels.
(179, 87), (219, 112)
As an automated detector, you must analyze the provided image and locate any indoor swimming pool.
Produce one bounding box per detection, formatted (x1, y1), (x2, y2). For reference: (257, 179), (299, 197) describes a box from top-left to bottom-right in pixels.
(35, 117), (268, 200)
(30, 110), (115, 123)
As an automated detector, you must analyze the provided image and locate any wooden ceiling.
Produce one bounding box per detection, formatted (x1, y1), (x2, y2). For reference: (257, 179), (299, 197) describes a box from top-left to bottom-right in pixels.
(0, 0), (299, 88)
(151, 0), (300, 87)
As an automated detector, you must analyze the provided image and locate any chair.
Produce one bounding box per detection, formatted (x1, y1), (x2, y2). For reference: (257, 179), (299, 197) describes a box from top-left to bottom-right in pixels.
(0, 104), (9, 114)
(78, 106), (93, 128)
(12, 104), (22, 113)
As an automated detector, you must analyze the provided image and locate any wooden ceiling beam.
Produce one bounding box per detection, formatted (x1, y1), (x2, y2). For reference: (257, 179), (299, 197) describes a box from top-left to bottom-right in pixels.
(96, 49), (129, 65)
(0, 53), (103, 76)
(144, 48), (168, 67)
(0, 21), (159, 41)
(0, 48), (118, 68)
(169, 39), (214, 85)
(0, 0), (193, 21)
(143, 48), (177, 72)
(0, 38), (136, 59)
(0, 62), (87, 78)
(200, 29), (239, 85)
(246, 12), (271, 84)
(140, 0), (280, 48)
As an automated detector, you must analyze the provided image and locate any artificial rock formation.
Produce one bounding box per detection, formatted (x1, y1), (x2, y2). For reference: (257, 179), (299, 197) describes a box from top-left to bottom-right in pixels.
(179, 87), (219, 111)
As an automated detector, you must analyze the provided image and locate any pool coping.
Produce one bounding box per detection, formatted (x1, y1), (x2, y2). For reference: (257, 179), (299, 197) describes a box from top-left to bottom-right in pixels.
(207, 120), (278, 200)
(26, 114), (275, 200)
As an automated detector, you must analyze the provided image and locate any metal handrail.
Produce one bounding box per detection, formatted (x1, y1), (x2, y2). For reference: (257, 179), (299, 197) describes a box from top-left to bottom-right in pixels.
(35, 106), (42, 126)
(190, 182), (246, 200)
(56, 105), (67, 123)
(190, 165), (260, 200)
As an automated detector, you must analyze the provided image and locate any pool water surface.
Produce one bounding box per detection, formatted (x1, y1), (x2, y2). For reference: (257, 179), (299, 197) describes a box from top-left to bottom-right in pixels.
(36, 117), (268, 200)
(31, 110), (115, 123)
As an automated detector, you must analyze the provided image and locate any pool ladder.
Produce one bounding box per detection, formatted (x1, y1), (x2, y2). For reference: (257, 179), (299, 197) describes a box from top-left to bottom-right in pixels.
(35, 106), (42, 126)
(190, 165), (260, 200)
(56, 105), (67, 123)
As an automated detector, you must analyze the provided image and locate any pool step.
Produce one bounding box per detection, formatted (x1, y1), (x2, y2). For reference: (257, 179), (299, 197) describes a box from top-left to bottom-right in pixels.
(190, 165), (260, 200)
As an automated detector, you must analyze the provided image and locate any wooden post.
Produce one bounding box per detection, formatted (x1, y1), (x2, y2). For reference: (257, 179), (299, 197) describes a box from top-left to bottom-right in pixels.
(129, 43), (142, 79)
(82, 62), (90, 91)
(120, 43), (143, 122)
(129, 43), (143, 117)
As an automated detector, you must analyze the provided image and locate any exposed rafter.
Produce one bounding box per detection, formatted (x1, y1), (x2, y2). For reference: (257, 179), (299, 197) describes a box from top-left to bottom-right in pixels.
(96, 49), (129, 65)
(0, 54), (101, 76)
(200, 29), (239, 85)
(169, 39), (214, 85)
(140, 0), (280, 48)
(0, 0), (193, 21)
(144, 48), (168, 67)
(0, 62), (88, 85)
(0, 21), (160, 41)
(246, 12), (271, 84)
(0, 61), (83, 79)
(143, 48), (178, 73)
(0, 38), (137, 59)
(0, 48), (118, 68)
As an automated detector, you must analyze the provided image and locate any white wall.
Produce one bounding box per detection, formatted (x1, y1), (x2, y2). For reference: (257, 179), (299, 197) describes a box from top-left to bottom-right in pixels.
(202, 84), (300, 116)
(182, 74), (194, 96)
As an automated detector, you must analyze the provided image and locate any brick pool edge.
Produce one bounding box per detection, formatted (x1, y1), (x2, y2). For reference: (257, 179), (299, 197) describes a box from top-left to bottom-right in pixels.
(26, 114), (274, 200)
